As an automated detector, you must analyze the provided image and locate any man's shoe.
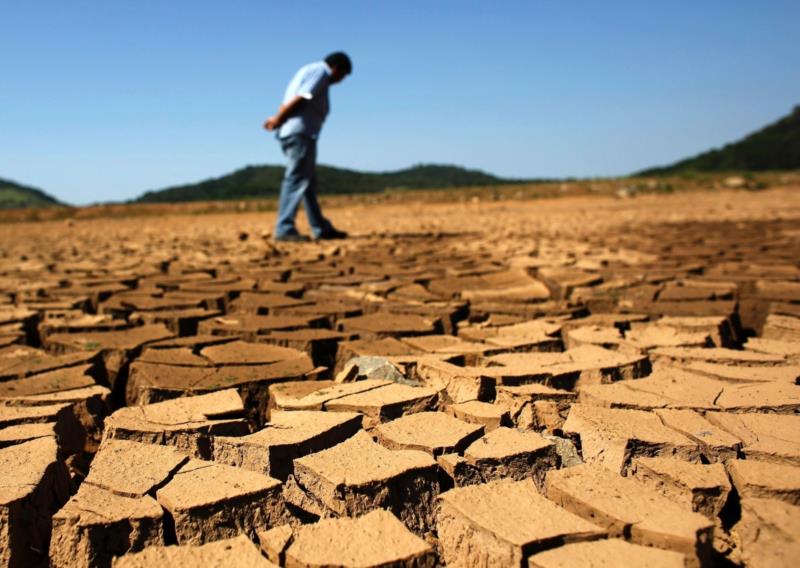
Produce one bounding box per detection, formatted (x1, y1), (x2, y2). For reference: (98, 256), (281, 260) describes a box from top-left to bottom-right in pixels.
(274, 232), (310, 243)
(315, 228), (349, 240)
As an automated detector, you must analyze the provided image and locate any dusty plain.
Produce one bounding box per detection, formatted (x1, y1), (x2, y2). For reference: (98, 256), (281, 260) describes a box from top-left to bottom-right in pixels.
(1, 185), (799, 567)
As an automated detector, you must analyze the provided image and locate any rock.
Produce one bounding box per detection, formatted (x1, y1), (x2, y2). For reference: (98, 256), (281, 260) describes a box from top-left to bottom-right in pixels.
(334, 337), (419, 374)
(437, 478), (605, 566)
(723, 176), (747, 189)
(335, 355), (414, 385)
(542, 433), (583, 468)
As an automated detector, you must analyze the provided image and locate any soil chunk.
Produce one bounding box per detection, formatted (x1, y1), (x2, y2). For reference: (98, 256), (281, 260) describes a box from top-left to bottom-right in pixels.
(653, 409), (741, 462)
(446, 400), (511, 431)
(562, 404), (700, 473)
(50, 484), (164, 568)
(103, 389), (248, 458)
(631, 457), (732, 518)
(45, 324), (174, 390)
(375, 411), (484, 456)
(258, 510), (435, 567)
(156, 459), (287, 544)
(545, 464), (714, 565)
(416, 359), (493, 403)
(437, 478), (605, 567)
(528, 538), (686, 568)
(83, 439), (189, 498)
(496, 383), (576, 431)
(324, 382), (439, 429)
(113, 535), (276, 568)
(287, 431), (439, 534)
(705, 412), (800, 465)
(439, 427), (557, 487)
(726, 459), (800, 505)
(1, 437), (70, 568)
(733, 498), (800, 567)
(212, 410), (362, 479)
(338, 312), (442, 338)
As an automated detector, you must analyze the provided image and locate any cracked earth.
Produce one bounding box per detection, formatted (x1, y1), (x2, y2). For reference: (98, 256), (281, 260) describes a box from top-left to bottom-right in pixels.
(1, 187), (799, 567)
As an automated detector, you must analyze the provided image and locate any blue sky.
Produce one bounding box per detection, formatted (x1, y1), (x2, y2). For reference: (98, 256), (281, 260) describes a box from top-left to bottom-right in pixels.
(1, 0), (798, 205)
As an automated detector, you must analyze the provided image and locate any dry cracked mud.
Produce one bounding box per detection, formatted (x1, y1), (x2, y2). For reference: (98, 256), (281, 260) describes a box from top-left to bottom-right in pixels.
(0, 187), (799, 566)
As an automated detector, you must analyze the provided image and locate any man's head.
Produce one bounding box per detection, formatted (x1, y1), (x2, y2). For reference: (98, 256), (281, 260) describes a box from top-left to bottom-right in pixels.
(325, 51), (352, 84)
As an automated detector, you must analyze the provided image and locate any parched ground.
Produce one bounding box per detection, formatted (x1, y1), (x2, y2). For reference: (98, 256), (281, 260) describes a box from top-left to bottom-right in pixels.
(1, 186), (799, 567)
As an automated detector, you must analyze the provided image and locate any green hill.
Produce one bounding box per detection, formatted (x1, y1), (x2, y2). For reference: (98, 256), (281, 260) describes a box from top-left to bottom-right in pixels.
(0, 178), (63, 209)
(638, 105), (800, 175)
(135, 164), (532, 203)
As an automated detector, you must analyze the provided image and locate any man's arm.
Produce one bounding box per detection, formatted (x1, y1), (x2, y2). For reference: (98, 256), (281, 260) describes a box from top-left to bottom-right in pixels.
(264, 95), (305, 131)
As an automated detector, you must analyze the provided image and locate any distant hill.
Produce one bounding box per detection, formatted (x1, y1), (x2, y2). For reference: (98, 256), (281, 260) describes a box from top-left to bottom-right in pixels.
(638, 105), (800, 175)
(0, 178), (63, 209)
(135, 164), (532, 203)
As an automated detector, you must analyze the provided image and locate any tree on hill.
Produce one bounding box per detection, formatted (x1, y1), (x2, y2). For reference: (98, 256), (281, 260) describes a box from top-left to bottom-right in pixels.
(0, 178), (63, 209)
(134, 164), (531, 203)
(638, 105), (800, 175)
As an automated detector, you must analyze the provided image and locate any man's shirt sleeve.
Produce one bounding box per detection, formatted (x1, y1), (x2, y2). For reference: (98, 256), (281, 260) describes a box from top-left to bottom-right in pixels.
(296, 67), (328, 100)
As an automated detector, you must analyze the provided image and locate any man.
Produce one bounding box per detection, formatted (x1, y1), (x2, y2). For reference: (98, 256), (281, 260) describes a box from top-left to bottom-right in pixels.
(264, 52), (352, 242)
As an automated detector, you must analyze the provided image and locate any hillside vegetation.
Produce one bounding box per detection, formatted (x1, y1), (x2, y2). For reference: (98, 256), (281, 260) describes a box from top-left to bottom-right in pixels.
(639, 105), (800, 175)
(135, 164), (532, 203)
(0, 178), (62, 209)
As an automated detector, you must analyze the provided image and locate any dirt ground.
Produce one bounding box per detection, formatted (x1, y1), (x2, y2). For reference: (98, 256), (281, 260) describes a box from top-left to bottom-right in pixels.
(1, 186), (799, 567)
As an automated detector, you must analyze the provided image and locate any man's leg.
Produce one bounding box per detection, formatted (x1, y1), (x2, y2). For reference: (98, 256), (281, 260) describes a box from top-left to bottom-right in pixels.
(274, 135), (315, 238)
(301, 146), (334, 238)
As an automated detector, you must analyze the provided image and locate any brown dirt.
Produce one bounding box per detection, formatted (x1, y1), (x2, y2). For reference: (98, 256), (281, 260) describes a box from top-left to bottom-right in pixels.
(0, 186), (798, 566)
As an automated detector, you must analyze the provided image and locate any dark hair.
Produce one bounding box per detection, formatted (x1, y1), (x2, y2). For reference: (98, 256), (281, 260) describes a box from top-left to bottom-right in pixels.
(325, 52), (352, 75)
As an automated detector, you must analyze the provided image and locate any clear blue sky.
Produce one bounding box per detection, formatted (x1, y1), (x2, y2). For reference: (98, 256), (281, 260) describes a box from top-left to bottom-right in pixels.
(1, 0), (798, 205)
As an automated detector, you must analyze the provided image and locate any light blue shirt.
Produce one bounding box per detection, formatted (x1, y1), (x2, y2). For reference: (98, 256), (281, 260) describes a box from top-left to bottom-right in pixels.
(278, 61), (331, 139)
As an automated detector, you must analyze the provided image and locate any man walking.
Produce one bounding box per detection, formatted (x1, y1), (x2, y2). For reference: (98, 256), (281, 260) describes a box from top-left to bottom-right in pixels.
(264, 52), (352, 242)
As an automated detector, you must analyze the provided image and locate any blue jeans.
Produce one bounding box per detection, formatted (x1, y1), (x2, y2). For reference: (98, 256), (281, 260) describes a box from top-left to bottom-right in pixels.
(274, 134), (333, 238)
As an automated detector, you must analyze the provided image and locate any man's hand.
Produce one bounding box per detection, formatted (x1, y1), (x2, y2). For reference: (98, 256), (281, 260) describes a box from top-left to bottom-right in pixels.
(263, 96), (305, 132)
(264, 116), (282, 131)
